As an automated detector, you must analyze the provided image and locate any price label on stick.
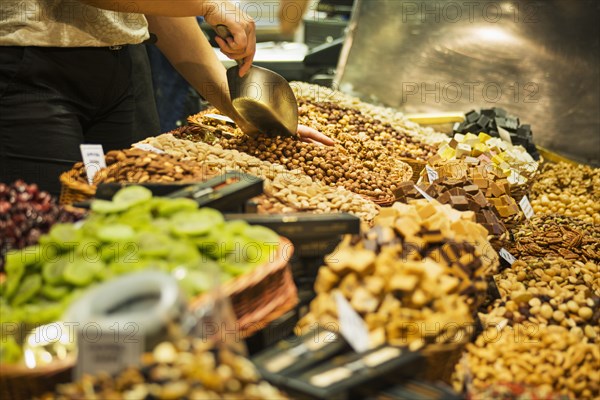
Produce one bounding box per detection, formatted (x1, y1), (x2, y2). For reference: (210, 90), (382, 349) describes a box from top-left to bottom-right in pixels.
(413, 184), (435, 202)
(80, 144), (106, 185)
(75, 324), (144, 379)
(334, 292), (369, 353)
(425, 165), (439, 182)
(519, 195), (535, 219)
(498, 248), (517, 265)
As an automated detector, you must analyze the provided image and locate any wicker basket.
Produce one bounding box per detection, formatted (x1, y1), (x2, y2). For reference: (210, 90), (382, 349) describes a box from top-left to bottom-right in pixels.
(398, 157), (427, 183)
(0, 357), (75, 400)
(59, 169), (96, 205)
(419, 339), (471, 384)
(189, 237), (298, 339)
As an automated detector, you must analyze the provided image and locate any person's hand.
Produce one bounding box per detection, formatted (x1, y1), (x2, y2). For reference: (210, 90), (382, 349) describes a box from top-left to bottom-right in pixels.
(297, 125), (334, 146)
(205, 2), (256, 77)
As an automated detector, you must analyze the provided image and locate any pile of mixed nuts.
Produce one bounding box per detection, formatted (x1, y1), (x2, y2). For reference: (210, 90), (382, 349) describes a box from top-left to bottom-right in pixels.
(139, 134), (380, 223)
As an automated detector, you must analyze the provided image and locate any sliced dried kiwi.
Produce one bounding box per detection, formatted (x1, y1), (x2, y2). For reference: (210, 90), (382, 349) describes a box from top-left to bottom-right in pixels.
(112, 185), (153, 207)
(63, 258), (104, 287)
(156, 197), (198, 217)
(243, 225), (280, 246)
(42, 255), (70, 285)
(91, 199), (132, 214)
(171, 208), (225, 236)
(96, 224), (135, 242)
(136, 231), (172, 258)
(3, 250), (25, 299)
(47, 223), (81, 250)
(11, 274), (42, 306)
(41, 285), (70, 301)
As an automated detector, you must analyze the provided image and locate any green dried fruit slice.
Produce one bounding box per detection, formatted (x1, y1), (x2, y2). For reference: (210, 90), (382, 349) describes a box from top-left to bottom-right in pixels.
(112, 185), (153, 207)
(156, 197), (198, 217)
(136, 232), (172, 258)
(41, 285), (70, 301)
(91, 199), (132, 214)
(11, 274), (42, 306)
(47, 223), (81, 250)
(96, 224), (135, 242)
(171, 208), (224, 236)
(42, 255), (70, 285)
(63, 258), (104, 287)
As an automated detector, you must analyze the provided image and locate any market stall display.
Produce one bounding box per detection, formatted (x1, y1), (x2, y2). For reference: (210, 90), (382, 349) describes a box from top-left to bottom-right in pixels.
(186, 113), (413, 202)
(40, 340), (288, 399)
(507, 215), (600, 262)
(1, 186), (287, 364)
(138, 133), (380, 223)
(0, 181), (84, 272)
(291, 82), (450, 146)
(2, 75), (600, 399)
(530, 161), (600, 224)
(59, 148), (215, 204)
(454, 324), (599, 399)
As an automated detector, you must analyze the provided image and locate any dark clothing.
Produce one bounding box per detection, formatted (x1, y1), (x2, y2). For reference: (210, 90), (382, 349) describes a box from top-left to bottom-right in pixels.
(0, 45), (136, 196)
(130, 44), (161, 142)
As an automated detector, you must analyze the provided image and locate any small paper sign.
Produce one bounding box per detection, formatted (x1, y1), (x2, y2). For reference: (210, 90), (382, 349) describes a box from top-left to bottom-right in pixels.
(425, 165), (439, 182)
(498, 248), (517, 265)
(133, 143), (165, 154)
(519, 195), (535, 219)
(414, 184), (435, 202)
(334, 292), (369, 353)
(80, 144), (106, 185)
(75, 323), (144, 379)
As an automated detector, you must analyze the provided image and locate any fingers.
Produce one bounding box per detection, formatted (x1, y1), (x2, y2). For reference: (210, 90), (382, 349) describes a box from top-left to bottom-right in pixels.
(297, 125), (335, 146)
(213, 18), (256, 77)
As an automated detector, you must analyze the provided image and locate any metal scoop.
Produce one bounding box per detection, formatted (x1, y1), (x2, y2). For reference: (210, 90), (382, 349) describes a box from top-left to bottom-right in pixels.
(215, 25), (298, 137)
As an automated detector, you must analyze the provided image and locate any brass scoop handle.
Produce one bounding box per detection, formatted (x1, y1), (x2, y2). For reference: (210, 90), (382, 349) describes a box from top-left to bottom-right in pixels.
(215, 24), (244, 67)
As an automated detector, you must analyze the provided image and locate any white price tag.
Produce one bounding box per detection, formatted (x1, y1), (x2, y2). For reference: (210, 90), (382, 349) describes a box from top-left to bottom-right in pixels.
(334, 292), (369, 353)
(75, 323), (144, 379)
(133, 143), (165, 154)
(498, 248), (517, 265)
(80, 144), (106, 185)
(425, 165), (439, 182)
(413, 184), (435, 202)
(519, 195), (535, 219)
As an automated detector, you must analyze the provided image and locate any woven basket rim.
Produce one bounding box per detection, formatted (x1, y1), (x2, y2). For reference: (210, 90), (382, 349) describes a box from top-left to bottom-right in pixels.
(59, 169), (96, 196)
(0, 356), (75, 378)
(188, 236), (294, 308)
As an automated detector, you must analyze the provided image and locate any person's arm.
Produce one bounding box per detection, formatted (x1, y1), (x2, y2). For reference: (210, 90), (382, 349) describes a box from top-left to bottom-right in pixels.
(147, 16), (333, 145)
(77, 0), (255, 75)
(146, 16), (257, 133)
(279, 0), (310, 36)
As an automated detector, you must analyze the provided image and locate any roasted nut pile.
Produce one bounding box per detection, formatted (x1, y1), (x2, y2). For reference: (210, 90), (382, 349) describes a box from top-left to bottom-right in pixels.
(67, 148), (213, 186)
(508, 215), (600, 262)
(179, 119), (412, 201)
(215, 133), (412, 201)
(394, 178), (507, 236)
(453, 324), (600, 399)
(296, 200), (500, 348)
(484, 257), (599, 341)
(138, 134), (380, 222)
(530, 162), (600, 224)
(41, 341), (287, 400)
(247, 195), (299, 214)
(291, 81), (450, 146)
(297, 99), (436, 161)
